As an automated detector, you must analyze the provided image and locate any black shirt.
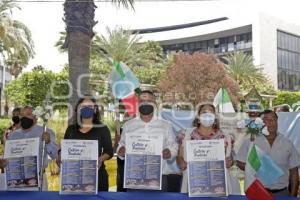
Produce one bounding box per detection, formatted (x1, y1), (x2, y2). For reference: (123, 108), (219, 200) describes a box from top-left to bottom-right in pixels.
(64, 124), (113, 159)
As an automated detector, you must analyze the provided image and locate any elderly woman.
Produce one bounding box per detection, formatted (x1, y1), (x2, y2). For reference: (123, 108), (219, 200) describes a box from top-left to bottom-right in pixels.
(176, 103), (234, 193)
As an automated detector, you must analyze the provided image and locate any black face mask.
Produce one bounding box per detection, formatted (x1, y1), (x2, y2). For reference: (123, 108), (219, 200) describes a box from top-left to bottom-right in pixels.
(12, 116), (20, 124)
(20, 117), (34, 129)
(139, 104), (154, 116)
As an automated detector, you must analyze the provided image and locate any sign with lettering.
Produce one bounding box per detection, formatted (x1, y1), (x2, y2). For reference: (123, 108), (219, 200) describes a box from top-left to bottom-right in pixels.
(60, 140), (98, 195)
(4, 138), (40, 191)
(124, 133), (163, 190)
(186, 139), (227, 197)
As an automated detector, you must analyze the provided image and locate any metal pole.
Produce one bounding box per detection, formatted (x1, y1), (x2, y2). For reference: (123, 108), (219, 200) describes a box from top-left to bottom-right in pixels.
(39, 100), (51, 191)
(39, 126), (46, 191)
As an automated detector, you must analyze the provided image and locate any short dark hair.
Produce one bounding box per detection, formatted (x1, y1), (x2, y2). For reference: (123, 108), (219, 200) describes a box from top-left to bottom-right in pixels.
(12, 107), (21, 115)
(140, 90), (154, 96)
(280, 105), (290, 112)
(260, 109), (278, 119)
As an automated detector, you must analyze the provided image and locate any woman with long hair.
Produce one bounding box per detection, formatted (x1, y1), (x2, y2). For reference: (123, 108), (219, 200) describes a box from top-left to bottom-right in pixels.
(61, 95), (113, 191)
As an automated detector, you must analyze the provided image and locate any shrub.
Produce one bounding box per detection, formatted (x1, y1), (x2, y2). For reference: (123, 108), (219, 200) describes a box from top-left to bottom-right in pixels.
(273, 91), (300, 108)
(0, 118), (11, 155)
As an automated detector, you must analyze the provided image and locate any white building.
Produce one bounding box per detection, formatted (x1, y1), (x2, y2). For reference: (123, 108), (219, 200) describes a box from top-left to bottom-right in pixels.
(135, 14), (300, 91)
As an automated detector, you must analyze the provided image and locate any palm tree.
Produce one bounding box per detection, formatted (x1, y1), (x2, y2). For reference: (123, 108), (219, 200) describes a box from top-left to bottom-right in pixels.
(63, 0), (134, 123)
(224, 51), (267, 87)
(56, 28), (167, 100)
(0, 0), (34, 77)
(93, 27), (142, 64)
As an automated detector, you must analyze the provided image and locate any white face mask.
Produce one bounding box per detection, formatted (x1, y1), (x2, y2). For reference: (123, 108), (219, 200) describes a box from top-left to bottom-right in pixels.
(199, 113), (216, 127)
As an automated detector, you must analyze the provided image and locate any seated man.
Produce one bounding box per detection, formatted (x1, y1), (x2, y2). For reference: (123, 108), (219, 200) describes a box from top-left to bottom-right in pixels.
(237, 110), (300, 196)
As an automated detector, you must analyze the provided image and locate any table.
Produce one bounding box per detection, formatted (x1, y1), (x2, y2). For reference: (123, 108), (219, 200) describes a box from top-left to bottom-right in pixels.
(0, 191), (299, 200)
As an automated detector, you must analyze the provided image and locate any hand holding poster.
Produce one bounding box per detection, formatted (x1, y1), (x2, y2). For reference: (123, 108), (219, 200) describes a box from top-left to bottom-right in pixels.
(60, 140), (98, 195)
(124, 134), (163, 190)
(4, 138), (40, 191)
(186, 139), (227, 197)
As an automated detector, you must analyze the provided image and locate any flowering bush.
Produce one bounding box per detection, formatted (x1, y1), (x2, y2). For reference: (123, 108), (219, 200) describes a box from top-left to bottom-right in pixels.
(237, 117), (267, 136)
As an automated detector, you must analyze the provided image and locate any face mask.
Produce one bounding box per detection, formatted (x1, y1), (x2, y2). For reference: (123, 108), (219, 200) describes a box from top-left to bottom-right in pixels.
(12, 116), (20, 124)
(199, 113), (215, 127)
(80, 107), (94, 119)
(20, 117), (34, 129)
(139, 104), (154, 116)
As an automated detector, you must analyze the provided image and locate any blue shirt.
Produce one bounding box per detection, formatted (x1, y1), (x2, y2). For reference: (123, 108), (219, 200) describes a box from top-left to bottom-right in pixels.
(8, 124), (58, 170)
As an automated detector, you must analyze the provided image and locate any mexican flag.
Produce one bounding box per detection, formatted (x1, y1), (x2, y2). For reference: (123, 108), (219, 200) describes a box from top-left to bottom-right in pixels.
(121, 93), (138, 117)
(245, 143), (284, 200)
(213, 88), (235, 113)
(109, 61), (140, 99)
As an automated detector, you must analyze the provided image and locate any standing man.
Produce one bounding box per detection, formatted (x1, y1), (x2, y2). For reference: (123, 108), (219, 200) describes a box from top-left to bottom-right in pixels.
(117, 90), (177, 191)
(2, 107), (22, 143)
(4, 105), (58, 190)
(237, 110), (300, 196)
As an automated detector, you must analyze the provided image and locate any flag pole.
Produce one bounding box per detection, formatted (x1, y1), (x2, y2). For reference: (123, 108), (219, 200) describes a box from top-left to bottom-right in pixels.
(114, 98), (121, 150)
(221, 87), (224, 113)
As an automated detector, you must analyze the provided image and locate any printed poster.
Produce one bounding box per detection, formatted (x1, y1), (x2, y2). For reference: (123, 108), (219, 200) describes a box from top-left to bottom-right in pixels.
(4, 138), (40, 190)
(186, 139), (227, 197)
(60, 140), (98, 195)
(124, 134), (163, 190)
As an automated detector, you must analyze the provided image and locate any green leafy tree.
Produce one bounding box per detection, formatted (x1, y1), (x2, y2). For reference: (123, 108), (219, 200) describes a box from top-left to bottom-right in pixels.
(5, 66), (69, 108)
(273, 91), (300, 107)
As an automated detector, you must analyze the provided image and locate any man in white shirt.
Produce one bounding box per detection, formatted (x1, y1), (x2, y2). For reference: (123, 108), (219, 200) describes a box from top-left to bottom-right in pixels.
(237, 109), (300, 196)
(117, 90), (177, 191)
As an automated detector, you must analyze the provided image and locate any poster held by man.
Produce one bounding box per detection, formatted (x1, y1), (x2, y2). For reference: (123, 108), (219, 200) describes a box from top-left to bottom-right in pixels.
(124, 133), (163, 190)
(4, 138), (40, 191)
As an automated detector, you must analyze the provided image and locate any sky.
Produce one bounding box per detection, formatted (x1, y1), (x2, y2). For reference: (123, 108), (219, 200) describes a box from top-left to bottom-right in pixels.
(9, 0), (300, 72)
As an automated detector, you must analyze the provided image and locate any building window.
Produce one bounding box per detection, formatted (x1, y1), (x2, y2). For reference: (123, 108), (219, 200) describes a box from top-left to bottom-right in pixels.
(277, 30), (300, 91)
(161, 32), (252, 57)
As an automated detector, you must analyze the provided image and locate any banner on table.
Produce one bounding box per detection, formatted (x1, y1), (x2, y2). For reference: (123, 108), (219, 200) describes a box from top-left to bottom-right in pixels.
(60, 140), (98, 195)
(4, 138), (40, 191)
(124, 133), (163, 190)
(186, 139), (227, 197)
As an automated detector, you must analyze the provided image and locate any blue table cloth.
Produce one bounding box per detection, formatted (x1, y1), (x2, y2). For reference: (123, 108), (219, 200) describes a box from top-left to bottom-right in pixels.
(0, 191), (299, 200)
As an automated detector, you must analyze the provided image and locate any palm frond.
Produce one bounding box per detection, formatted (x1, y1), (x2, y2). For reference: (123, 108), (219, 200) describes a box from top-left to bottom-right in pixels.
(111, 0), (135, 10)
(0, 1), (34, 69)
(225, 51), (268, 86)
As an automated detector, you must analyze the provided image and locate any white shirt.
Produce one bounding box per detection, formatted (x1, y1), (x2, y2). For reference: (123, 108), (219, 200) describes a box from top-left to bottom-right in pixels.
(237, 134), (300, 189)
(117, 116), (178, 175)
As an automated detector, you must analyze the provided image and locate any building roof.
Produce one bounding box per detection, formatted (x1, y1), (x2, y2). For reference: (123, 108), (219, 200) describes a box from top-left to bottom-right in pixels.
(131, 17), (228, 34)
(135, 17), (253, 43)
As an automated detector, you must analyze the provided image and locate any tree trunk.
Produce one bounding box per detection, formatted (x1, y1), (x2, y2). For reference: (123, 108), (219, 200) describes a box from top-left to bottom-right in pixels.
(68, 31), (91, 124)
(63, 0), (96, 125)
